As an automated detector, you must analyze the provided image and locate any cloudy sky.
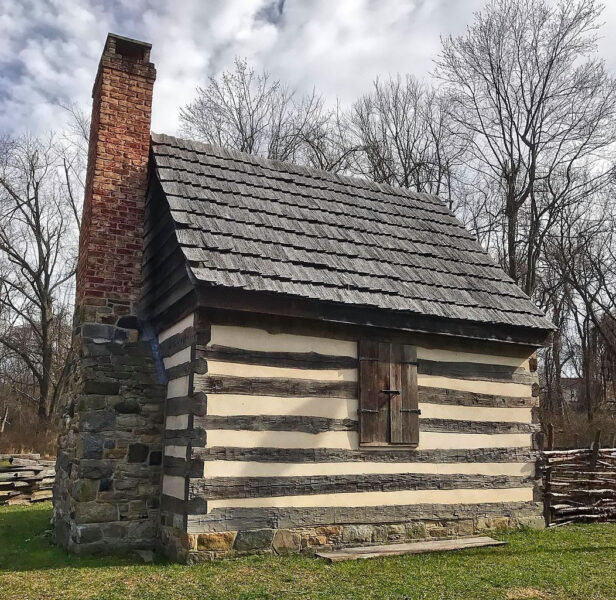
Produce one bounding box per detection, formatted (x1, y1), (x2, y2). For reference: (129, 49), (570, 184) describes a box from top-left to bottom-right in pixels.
(2, 0), (616, 136)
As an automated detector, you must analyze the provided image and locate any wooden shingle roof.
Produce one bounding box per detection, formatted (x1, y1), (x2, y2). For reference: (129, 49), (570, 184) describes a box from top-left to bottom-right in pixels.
(150, 133), (554, 340)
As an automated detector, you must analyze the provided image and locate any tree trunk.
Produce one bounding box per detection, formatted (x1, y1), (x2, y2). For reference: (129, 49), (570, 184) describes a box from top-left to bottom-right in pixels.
(505, 193), (519, 283)
(0, 407), (8, 433)
(38, 300), (54, 425)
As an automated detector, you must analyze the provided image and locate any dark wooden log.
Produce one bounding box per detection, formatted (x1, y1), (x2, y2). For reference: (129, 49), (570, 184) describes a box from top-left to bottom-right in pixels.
(196, 344), (357, 370)
(189, 472), (532, 500)
(190, 413), (534, 435)
(158, 327), (196, 358)
(420, 419), (537, 435)
(166, 358), (207, 380)
(166, 393), (207, 417)
(193, 445), (535, 463)
(186, 501), (543, 533)
(195, 373), (358, 398)
(418, 387), (536, 408)
(195, 415), (358, 434)
(418, 359), (530, 384)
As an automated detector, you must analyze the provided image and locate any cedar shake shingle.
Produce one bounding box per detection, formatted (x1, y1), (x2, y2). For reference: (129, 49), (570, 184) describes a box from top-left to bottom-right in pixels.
(150, 133), (554, 333)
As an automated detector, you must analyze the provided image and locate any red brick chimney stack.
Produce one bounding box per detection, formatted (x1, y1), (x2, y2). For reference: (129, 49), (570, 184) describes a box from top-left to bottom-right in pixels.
(76, 34), (156, 324)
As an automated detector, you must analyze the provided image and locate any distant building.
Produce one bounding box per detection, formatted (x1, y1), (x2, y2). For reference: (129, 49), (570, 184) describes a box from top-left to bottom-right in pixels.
(561, 378), (582, 408)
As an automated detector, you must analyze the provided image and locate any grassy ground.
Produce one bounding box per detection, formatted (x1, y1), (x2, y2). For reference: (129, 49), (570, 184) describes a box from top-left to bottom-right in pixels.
(2, 504), (616, 599)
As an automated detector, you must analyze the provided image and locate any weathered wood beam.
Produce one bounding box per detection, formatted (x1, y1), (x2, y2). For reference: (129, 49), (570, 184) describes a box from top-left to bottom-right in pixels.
(189, 473), (532, 500)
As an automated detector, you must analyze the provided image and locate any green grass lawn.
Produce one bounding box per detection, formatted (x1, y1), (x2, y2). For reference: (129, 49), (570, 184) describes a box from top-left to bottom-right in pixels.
(2, 503), (616, 600)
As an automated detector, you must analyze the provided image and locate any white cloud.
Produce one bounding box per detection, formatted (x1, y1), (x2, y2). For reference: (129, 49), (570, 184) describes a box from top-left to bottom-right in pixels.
(1, 0), (615, 137)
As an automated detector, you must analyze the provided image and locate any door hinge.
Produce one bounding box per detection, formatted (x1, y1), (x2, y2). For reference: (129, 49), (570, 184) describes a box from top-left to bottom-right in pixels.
(400, 408), (421, 415)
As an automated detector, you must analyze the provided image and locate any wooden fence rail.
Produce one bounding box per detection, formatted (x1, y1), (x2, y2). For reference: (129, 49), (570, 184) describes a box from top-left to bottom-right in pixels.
(539, 447), (616, 526)
(0, 454), (55, 505)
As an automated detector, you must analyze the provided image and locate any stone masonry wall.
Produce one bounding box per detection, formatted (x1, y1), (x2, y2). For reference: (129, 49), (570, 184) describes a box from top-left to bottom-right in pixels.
(159, 505), (544, 563)
(53, 323), (165, 553)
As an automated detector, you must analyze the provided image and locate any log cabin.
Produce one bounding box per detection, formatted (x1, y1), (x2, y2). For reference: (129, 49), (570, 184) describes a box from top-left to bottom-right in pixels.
(53, 33), (554, 561)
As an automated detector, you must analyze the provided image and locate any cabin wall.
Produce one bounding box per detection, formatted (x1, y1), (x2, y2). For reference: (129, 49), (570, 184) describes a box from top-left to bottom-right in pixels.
(157, 312), (199, 558)
(157, 310), (542, 562)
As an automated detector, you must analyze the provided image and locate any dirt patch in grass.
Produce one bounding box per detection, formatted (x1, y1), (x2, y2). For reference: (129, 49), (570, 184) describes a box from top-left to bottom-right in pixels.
(507, 588), (555, 600)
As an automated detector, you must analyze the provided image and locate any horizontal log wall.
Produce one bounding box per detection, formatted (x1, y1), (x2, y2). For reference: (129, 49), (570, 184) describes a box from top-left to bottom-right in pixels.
(180, 318), (541, 537)
(158, 312), (199, 535)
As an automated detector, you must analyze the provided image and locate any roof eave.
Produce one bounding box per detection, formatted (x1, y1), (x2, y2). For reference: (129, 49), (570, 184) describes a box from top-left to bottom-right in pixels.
(194, 284), (554, 348)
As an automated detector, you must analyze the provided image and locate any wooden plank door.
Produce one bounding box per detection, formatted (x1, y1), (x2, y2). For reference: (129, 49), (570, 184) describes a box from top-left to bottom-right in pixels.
(390, 343), (419, 445)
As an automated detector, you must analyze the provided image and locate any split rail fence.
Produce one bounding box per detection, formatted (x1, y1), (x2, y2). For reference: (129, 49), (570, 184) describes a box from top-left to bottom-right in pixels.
(540, 446), (616, 526)
(0, 454), (55, 505)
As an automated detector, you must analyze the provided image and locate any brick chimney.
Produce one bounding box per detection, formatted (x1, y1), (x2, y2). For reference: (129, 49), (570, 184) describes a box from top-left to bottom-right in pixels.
(53, 34), (165, 556)
(76, 33), (156, 324)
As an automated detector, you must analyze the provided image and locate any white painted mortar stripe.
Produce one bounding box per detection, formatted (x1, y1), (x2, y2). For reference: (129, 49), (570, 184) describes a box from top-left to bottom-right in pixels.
(162, 475), (186, 500)
(166, 414), (189, 430)
(206, 487), (534, 511)
(159, 313), (194, 342)
(205, 360), (357, 382)
(418, 403), (532, 424)
(163, 347), (191, 369)
(203, 461), (535, 478)
(164, 445), (187, 459)
(206, 395), (358, 419)
(205, 430), (531, 450)
(419, 431), (531, 449)
(167, 376), (189, 399)
(209, 325), (357, 357)
(206, 429), (358, 449)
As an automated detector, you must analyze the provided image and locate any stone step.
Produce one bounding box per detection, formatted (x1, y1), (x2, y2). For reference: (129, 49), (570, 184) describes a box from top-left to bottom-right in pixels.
(316, 536), (507, 562)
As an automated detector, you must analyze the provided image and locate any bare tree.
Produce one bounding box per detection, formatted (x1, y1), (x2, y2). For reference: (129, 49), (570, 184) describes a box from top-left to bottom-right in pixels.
(0, 134), (79, 423)
(302, 103), (357, 174)
(57, 102), (90, 229)
(179, 58), (339, 164)
(544, 184), (616, 421)
(348, 76), (465, 204)
(436, 0), (616, 294)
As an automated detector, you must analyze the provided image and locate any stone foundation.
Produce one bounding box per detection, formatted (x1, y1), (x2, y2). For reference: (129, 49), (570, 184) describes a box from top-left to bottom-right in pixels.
(160, 512), (545, 563)
(53, 323), (165, 554)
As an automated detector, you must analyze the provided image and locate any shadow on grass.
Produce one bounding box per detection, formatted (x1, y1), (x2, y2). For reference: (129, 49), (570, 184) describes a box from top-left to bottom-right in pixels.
(0, 503), (170, 572)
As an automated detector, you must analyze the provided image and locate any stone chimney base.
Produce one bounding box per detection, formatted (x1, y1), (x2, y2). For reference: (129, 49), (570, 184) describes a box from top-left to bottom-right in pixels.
(53, 324), (165, 554)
